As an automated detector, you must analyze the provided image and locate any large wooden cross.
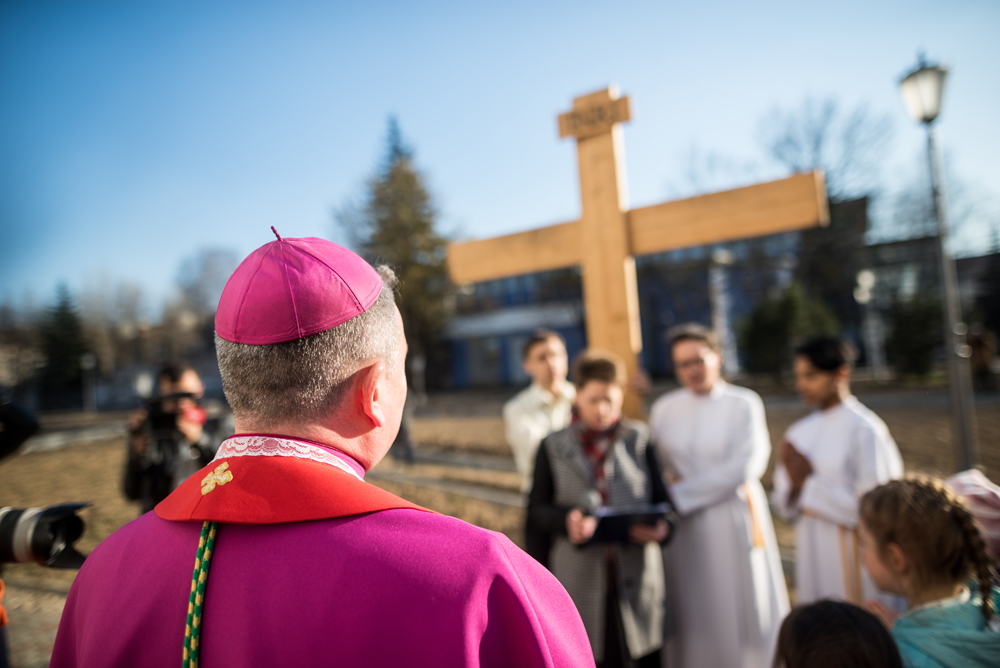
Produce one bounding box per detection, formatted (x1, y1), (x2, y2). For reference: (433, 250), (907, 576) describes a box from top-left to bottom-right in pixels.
(447, 87), (829, 416)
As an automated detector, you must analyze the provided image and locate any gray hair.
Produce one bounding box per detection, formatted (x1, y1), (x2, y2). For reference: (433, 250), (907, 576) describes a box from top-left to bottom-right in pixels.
(216, 265), (400, 426)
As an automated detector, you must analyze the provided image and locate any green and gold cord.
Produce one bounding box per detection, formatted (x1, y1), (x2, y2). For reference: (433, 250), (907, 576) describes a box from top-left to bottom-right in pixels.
(182, 521), (219, 668)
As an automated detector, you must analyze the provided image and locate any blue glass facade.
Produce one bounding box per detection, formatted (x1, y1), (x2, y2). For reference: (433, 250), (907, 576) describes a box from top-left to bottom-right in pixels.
(446, 232), (800, 386)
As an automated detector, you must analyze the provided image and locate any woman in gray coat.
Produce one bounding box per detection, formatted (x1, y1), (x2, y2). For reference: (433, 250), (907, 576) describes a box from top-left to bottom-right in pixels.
(527, 350), (675, 668)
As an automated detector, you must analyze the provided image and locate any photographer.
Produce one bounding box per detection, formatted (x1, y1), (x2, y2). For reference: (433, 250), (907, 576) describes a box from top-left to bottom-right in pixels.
(123, 365), (230, 514)
(0, 394), (40, 668)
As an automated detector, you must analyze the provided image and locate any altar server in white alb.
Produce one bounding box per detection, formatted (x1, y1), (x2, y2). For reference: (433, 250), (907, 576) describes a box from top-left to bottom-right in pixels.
(772, 336), (903, 607)
(650, 324), (789, 668)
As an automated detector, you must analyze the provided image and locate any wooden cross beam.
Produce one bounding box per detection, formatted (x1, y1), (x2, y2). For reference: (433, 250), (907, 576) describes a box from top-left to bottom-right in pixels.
(448, 87), (829, 416)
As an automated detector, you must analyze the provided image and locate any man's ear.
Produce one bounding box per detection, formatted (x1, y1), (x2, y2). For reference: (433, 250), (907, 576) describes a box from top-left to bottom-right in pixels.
(359, 361), (388, 428)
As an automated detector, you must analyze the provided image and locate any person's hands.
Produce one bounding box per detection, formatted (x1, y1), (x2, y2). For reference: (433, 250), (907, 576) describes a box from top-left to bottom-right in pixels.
(629, 519), (669, 545)
(128, 409), (148, 455)
(865, 600), (898, 629)
(780, 439), (813, 499)
(566, 508), (598, 545)
(176, 416), (204, 444)
(778, 438), (794, 465)
(176, 401), (206, 444)
(130, 432), (148, 456)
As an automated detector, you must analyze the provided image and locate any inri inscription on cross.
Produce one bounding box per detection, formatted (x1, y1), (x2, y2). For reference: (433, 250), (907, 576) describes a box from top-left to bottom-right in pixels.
(448, 87), (829, 417)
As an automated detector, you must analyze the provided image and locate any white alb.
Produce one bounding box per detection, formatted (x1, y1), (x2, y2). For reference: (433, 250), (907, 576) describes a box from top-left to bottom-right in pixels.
(772, 395), (903, 607)
(502, 381), (575, 491)
(650, 380), (789, 668)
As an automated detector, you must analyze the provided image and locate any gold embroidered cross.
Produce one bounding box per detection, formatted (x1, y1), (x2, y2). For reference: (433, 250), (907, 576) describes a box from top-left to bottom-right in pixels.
(201, 462), (233, 496)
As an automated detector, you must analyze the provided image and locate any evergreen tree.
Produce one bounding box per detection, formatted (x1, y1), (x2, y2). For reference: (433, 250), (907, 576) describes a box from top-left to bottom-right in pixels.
(40, 284), (88, 407)
(337, 118), (451, 388)
(886, 293), (943, 378)
(738, 282), (839, 378)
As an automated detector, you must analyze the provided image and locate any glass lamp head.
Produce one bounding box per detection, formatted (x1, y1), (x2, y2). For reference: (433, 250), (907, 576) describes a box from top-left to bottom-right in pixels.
(900, 62), (949, 124)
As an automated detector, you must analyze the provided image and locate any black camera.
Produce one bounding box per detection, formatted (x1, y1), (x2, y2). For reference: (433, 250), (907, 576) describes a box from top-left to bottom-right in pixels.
(0, 503), (89, 569)
(146, 390), (196, 428)
(142, 392), (206, 462)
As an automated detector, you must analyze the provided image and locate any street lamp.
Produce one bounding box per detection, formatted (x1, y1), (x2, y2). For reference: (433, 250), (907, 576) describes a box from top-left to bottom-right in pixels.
(853, 270), (888, 383)
(898, 55), (979, 470)
(709, 248), (739, 377)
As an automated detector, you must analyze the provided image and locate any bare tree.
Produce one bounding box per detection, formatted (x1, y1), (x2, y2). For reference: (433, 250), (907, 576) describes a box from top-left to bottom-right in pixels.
(80, 277), (149, 375)
(0, 296), (42, 389)
(757, 97), (894, 201)
(176, 248), (239, 318)
(666, 146), (764, 200)
(146, 247), (238, 365)
(879, 150), (1000, 249)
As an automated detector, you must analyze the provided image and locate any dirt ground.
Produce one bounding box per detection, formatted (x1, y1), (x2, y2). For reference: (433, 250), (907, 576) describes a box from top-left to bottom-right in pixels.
(3, 397), (996, 582)
(404, 398), (1000, 552)
(0, 392), (997, 667)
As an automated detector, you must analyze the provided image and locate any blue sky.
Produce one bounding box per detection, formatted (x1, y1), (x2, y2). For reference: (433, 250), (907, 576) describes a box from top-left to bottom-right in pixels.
(2, 0), (998, 315)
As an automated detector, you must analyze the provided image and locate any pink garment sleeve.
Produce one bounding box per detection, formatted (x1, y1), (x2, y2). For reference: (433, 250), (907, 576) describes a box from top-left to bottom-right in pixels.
(477, 535), (596, 668)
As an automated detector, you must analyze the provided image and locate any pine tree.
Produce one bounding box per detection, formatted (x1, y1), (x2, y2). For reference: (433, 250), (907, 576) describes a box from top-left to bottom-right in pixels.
(338, 118), (451, 387)
(40, 284), (88, 407)
(738, 282), (839, 378)
(885, 292), (942, 377)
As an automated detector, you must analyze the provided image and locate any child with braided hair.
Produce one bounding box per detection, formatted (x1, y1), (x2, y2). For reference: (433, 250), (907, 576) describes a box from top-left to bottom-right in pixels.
(859, 477), (1000, 667)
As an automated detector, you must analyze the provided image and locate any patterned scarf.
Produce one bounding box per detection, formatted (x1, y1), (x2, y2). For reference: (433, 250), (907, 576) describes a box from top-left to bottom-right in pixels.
(579, 421), (618, 504)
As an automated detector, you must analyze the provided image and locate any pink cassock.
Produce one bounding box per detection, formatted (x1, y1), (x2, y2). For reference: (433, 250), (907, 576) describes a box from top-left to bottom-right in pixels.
(51, 435), (595, 667)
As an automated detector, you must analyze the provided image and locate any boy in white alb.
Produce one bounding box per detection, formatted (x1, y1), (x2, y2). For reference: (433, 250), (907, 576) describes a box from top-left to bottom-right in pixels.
(504, 330), (575, 566)
(772, 337), (903, 606)
(504, 330), (576, 493)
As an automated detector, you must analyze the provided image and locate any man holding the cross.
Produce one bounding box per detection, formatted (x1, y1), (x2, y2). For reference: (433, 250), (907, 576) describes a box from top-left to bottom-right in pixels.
(53, 233), (595, 668)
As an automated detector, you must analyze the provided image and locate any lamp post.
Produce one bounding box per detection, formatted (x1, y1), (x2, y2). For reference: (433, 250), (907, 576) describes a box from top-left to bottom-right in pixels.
(854, 270), (888, 383)
(899, 55), (979, 470)
(709, 248), (739, 377)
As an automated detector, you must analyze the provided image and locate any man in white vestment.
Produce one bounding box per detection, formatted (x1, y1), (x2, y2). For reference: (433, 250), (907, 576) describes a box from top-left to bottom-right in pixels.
(505, 330), (575, 566)
(504, 329), (576, 493)
(650, 324), (789, 668)
(772, 336), (903, 607)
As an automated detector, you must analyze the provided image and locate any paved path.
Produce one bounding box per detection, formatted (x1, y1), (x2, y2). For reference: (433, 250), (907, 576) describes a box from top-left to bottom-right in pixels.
(367, 468), (525, 507)
(409, 448), (516, 472)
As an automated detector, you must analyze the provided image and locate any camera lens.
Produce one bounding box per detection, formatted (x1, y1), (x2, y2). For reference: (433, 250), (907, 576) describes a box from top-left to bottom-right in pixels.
(0, 503), (89, 569)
